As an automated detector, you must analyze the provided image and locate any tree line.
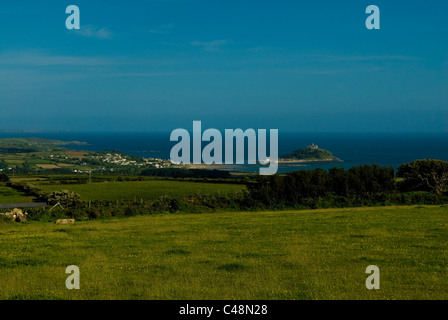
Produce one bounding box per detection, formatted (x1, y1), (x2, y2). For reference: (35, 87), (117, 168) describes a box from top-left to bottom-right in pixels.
(246, 159), (448, 209)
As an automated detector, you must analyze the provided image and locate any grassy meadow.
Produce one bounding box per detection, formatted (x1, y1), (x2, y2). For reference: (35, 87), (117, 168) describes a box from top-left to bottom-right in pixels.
(0, 205), (447, 300)
(0, 186), (34, 203)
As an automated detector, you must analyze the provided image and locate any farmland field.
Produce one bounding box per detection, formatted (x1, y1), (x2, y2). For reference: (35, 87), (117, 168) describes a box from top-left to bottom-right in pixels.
(33, 180), (246, 201)
(0, 205), (447, 300)
(0, 186), (34, 203)
(35, 164), (60, 169)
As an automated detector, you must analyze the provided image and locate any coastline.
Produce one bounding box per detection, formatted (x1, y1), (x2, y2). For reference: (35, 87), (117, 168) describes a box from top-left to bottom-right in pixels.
(278, 158), (343, 164)
(183, 158), (343, 171)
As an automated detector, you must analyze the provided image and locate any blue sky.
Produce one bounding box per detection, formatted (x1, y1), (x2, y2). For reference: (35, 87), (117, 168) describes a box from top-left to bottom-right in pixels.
(0, 0), (447, 132)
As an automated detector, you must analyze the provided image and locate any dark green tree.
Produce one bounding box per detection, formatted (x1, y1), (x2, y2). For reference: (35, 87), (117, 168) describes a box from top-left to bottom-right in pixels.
(0, 173), (9, 183)
(329, 167), (349, 197)
(22, 160), (31, 174)
(397, 159), (448, 196)
(0, 159), (8, 170)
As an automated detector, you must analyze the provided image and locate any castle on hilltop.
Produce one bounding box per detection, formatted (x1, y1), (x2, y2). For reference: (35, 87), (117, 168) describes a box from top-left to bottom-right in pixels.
(307, 143), (318, 150)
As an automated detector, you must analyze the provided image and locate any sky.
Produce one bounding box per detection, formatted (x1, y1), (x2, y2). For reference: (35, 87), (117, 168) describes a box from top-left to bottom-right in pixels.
(0, 0), (447, 132)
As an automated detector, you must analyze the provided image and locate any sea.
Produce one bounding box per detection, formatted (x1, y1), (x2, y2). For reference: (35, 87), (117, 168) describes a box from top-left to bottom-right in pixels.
(1, 132), (447, 173)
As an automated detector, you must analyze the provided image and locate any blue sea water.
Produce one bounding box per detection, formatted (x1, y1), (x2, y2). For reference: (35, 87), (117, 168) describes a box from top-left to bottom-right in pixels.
(1, 132), (447, 173)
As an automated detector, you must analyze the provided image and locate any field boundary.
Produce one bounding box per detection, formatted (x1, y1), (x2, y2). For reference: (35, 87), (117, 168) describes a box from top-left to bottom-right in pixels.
(0, 202), (47, 209)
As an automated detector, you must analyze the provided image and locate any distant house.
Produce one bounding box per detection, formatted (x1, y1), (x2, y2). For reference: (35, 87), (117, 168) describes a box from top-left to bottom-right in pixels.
(307, 143), (318, 150)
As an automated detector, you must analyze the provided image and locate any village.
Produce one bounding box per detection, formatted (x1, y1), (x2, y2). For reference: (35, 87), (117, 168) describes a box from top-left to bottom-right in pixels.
(0, 147), (174, 175)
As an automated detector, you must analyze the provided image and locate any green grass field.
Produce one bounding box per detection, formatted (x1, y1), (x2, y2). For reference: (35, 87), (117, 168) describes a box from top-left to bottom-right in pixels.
(0, 186), (34, 203)
(0, 205), (447, 300)
(33, 180), (245, 201)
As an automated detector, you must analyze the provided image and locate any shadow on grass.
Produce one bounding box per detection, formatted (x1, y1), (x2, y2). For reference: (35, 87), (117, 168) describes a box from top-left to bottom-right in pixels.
(164, 249), (191, 255)
(0, 257), (47, 268)
(218, 263), (246, 272)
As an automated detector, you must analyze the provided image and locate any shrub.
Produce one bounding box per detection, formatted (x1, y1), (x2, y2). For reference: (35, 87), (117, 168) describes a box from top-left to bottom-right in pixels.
(0, 173), (10, 183)
(39, 190), (82, 207)
(391, 191), (443, 205)
(0, 214), (12, 224)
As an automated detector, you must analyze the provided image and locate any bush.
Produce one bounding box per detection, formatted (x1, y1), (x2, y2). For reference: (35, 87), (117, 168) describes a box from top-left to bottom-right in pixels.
(39, 190), (82, 207)
(0, 173), (10, 183)
(0, 214), (12, 224)
(391, 191), (444, 205)
(6, 182), (42, 197)
(25, 208), (71, 222)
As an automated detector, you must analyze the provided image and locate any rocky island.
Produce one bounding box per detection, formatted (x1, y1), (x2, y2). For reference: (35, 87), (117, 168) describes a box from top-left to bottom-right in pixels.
(279, 143), (342, 163)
